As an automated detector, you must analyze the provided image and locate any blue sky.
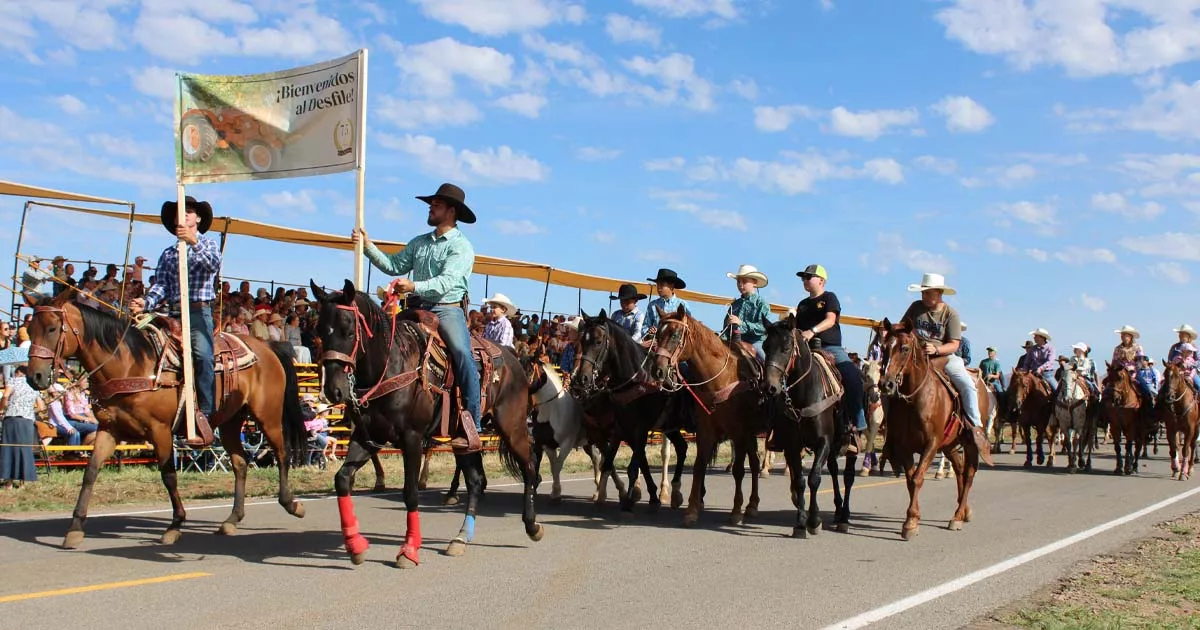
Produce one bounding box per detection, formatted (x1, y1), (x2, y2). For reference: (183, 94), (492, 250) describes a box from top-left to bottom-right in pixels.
(2, 0), (1199, 367)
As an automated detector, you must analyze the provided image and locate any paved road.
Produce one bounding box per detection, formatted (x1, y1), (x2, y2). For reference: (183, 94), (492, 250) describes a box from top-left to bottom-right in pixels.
(1, 450), (1198, 630)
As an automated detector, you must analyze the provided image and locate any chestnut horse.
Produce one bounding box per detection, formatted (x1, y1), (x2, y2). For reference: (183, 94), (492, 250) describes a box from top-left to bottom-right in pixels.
(23, 291), (306, 549)
(1160, 362), (1198, 480)
(877, 320), (986, 540)
(649, 306), (768, 527)
(1102, 363), (1144, 476)
(311, 280), (542, 568)
(1007, 370), (1051, 468)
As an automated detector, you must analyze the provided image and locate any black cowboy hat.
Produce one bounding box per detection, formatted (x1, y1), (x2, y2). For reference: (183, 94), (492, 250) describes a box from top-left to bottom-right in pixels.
(416, 182), (475, 224)
(609, 283), (647, 301)
(647, 268), (686, 290)
(161, 196), (213, 234)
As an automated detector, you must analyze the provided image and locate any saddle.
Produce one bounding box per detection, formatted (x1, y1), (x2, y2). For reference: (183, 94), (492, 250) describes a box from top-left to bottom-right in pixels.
(789, 349), (846, 418)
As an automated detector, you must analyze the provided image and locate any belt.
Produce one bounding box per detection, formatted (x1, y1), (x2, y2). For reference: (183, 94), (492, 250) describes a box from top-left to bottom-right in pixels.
(409, 298), (464, 309)
(168, 300), (212, 310)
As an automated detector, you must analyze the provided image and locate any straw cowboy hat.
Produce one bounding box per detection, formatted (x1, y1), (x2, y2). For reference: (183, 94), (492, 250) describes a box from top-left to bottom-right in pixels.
(906, 272), (956, 295)
(726, 264), (768, 288)
(416, 182), (476, 224)
(1071, 342), (1089, 353)
(1114, 325), (1140, 339)
(254, 305), (271, 319)
(609, 283), (647, 302)
(268, 312), (283, 325)
(1173, 324), (1197, 339)
(1029, 328), (1052, 341)
(160, 196), (213, 234)
(484, 292), (516, 315)
(647, 268), (686, 289)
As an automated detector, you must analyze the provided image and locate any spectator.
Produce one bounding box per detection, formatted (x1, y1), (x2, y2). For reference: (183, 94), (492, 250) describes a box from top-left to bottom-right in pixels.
(267, 313), (284, 342)
(20, 258), (53, 304)
(304, 400), (337, 463)
(251, 305), (271, 340)
(482, 293), (516, 349)
(63, 377), (99, 445)
(1, 365), (43, 488)
(44, 382), (79, 446)
(226, 309), (250, 335)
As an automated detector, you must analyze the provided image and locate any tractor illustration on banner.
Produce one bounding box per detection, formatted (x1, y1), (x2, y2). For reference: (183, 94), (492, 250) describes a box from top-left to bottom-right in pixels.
(180, 107), (286, 173)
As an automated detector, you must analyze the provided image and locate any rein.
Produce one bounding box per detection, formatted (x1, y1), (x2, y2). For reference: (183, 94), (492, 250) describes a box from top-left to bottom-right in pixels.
(887, 335), (932, 403)
(764, 329), (815, 393)
(29, 304), (139, 396)
(320, 294), (419, 408)
(575, 324), (653, 400)
(653, 319), (735, 415)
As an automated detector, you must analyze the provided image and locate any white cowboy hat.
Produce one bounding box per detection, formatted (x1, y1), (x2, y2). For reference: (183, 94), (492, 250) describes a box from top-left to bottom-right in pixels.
(483, 292), (517, 315)
(1071, 342), (1088, 352)
(1173, 324), (1197, 338)
(1029, 328), (1052, 341)
(960, 322), (968, 331)
(726, 264), (768, 288)
(906, 272), (956, 295)
(1180, 343), (1197, 353)
(1114, 325), (1140, 338)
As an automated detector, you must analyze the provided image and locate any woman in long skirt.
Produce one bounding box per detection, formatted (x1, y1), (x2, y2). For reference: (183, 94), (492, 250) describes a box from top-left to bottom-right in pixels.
(1, 365), (44, 489)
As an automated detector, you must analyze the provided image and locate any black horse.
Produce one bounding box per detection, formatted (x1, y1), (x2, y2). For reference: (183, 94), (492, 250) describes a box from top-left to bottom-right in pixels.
(573, 310), (692, 513)
(762, 315), (857, 536)
(311, 280), (543, 568)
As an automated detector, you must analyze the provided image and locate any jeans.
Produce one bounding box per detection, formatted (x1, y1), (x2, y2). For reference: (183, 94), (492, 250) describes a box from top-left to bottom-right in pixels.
(67, 420), (97, 441)
(824, 345), (866, 431)
(1039, 370), (1056, 394)
(56, 424), (80, 446)
(943, 354), (982, 427)
(431, 305), (481, 432)
(749, 339), (765, 362)
(1192, 374), (1200, 392)
(191, 304), (216, 417)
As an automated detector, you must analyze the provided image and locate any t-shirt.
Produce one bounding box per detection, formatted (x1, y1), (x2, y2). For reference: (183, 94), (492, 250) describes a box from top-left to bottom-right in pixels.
(795, 291), (842, 347)
(900, 300), (962, 347)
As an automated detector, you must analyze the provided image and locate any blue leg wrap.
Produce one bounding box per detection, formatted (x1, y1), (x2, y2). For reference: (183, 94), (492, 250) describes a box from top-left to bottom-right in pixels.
(462, 514), (476, 542)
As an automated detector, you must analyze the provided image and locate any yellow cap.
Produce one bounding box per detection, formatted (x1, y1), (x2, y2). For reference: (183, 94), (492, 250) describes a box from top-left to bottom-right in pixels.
(796, 264), (827, 280)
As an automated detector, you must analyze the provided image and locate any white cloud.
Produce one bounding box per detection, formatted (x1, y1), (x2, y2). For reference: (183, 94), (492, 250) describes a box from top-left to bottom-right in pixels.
(915, 155), (959, 175)
(377, 96), (482, 129)
(605, 14), (661, 46)
(576, 147), (622, 161)
(132, 6), (353, 65)
(378, 133), (549, 184)
(133, 13), (239, 64)
(997, 163), (1036, 186)
(1150, 261), (1191, 284)
(1063, 80), (1200, 141)
(993, 200), (1057, 235)
(637, 249), (679, 263)
(649, 189), (745, 231)
(52, 94), (87, 115)
(645, 156), (685, 171)
(728, 78), (758, 100)
(1025, 248), (1049, 262)
(1116, 153), (1200, 198)
(593, 231), (615, 243)
(861, 232), (955, 275)
(630, 0), (739, 20)
(931, 95), (994, 133)
(985, 237), (1014, 254)
(1054, 246), (1117, 266)
(395, 37), (515, 97)
(129, 66), (177, 100)
(1090, 192), (1165, 220)
(621, 53), (715, 111)
(827, 106), (920, 140)
(753, 105), (817, 132)
(945, 239), (961, 251)
(494, 218), (545, 236)
(1119, 232), (1200, 261)
(663, 150), (906, 195)
(262, 189), (318, 214)
(409, 0), (585, 36)
(5, 0), (124, 54)
(1080, 294), (1106, 312)
(862, 158), (905, 184)
(493, 92), (548, 118)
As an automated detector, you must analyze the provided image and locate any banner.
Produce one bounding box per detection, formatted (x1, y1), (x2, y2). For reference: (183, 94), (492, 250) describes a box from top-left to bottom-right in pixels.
(175, 50), (364, 184)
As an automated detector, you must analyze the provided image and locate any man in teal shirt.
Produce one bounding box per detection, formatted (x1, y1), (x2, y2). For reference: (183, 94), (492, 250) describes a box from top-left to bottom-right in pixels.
(641, 268), (691, 343)
(979, 346), (1003, 394)
(352, 183), (481, 452)
(723, 264), (770, 360)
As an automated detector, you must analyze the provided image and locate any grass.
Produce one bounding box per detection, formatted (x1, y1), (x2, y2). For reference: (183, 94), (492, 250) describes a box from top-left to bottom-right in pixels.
(995, 511), (1200, 630)
(0, 442), (737, 515)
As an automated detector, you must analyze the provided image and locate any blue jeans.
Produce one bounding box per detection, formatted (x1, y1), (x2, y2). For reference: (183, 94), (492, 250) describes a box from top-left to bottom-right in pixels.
(191, 304), (216, 417)
(68, 420), (97, 441)
(56, 424), (81, 446)
(431, 305), (481, 432)
(943, 354), (982, 427)
(749, 339), (765, 362)
(825, 345), (866, 431)
(1039, 370), (1056, 394)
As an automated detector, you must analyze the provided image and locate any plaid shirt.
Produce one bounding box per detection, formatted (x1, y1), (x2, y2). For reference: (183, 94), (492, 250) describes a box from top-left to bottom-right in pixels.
(142, 237), (221, 311)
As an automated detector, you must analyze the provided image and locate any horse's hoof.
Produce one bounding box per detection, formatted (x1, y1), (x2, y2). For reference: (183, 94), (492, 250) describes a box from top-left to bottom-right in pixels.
(548, 496), (563, 506)
(529, 523), (545, 542)
(949, 520), (963, 531)
(62, 531), (84, 550)
(858, 467), (870, 477)
(792, 526), (807, 539)
(671, 491), (684, 509)
(901, 526), (919, 540)
(630, 486), (643, 503)
(394, 554), (417, 569)
(682, 513), (699, 528)
(933, 471), (943, 480)
(729, 512), (744, 526)
(1023, 461), (1033, 469)
(217, 522), (238, 536)
(964, 505), (974, 522)
(1037, 456), (1046, 465)
(836, 522), (850, 534)
(658, 491), (672, 504)
(417, 481), (428, 491)
(745, 507), (758, 521)
(1067, 466), (1077, 474)
(160, 529), (182, 545)
(807, 524), (821, 536)
(648, 499), (661, 514)
(442, 494), (459, 506)
(351, 552), (368, 566)
(1114, 468), (1123, 476)
(445, 539), (468, 557)
(290, 501), (305, 519)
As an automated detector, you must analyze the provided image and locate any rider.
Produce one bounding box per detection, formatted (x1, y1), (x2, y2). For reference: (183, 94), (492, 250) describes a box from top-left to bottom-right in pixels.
(1061, 342), (1099, 397)
(955, 322), (972, 365)
(352, 183), (481, 453)
(979, 347), (1003, 394)
(723, 264), (770, 361)
(482, 293), (516, 349)
(608, 283), (647, 342)
(1170, 343), (1200, 393)
(1024, 328), (1057, 393)
(1168, 324), (1197, 365)
(640, 268), (690, 344)
(793, 264), (866, 456)
(1111, 326), (1144, 372)
(898, 272), (995, 466)
(1134, 354), (1159, 420)
(128, 196), (220, 447)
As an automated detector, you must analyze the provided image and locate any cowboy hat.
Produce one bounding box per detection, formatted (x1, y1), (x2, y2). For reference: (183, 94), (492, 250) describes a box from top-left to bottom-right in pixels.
(1173, 324), (1197, 339)
(483, 292), (516, 315)
(268, 312), (283, 324)
(795, 264), (828, 281)
(1071, 342), (1089, 352)
(647, 268), (686, 289)
(254, 305), (271, 319)
(1114, 325), (1140, 338)
(1029, 328), (1052, 341)
(1181, 343), (1197, 353)
(160, 196), (213, 234)
(609, 283), (647, 302)
(1020, 340), (1034, 350)
(961, 322), (968, 331)
(727, 264), (768, 288)
(906, 272), (956, 295)
(416, 182), (475, 224)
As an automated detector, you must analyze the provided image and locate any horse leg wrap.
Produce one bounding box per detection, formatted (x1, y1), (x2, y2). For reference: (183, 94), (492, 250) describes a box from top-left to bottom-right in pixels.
(337, 496), (369, 556)
(460, 514), (476, 543)
(398, 510), (422, 565)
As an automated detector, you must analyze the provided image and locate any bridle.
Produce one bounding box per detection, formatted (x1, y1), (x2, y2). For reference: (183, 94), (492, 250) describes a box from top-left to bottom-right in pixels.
(763, 328), (815, 394)
(652, 318), (731, 393)
(574, 322), (649, 398)
(318, 293), (416, 409)
(28, 303), (136, 391)
(881, 333), (931, 403)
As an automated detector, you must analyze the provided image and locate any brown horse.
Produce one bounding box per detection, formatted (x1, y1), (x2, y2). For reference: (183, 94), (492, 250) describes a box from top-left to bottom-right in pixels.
(23, 291), (306, 549)
(649, 305), (767, 527)
(877, 320), (986, 540)
(1102, 363), (1144, 476)
(1007, 370), (1052, 468)
(1160, 362), (1198, 481)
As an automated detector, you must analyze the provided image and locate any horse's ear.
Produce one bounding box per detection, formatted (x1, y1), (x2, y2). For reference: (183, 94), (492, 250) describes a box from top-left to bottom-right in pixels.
(656, 304), (667, 320)
(581, 309), (591, 320)
(49, 288), (73, 308)
(1162, 358), (1169, 368)
(342, 279), (356, 297)
(881, 317), (892, 333)
(761, 314), (772, 329)
(597, 309), (607, 321)
(786, 313), (796, 329)
(675, 304), (686, 318)
(1105, 360), (1111, 370)
(310, 280), (328, 303)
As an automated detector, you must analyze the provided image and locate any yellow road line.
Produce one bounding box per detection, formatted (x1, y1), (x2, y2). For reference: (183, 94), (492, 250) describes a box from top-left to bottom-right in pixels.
(816, 478), (905, 494)
(0, 572), (211, 603)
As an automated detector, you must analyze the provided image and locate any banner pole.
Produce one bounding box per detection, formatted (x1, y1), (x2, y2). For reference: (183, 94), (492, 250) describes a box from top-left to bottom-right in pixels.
(353, 48), (369, 290)
(176, 182), (198, 443)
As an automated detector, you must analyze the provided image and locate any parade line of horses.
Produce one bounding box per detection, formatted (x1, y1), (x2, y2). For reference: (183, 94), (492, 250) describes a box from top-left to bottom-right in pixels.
(17, 281), (1200, 568)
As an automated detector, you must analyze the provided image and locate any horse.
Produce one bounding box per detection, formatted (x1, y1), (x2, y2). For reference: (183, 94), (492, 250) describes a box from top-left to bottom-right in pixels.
(1007, 370), (1052, 468)
(762, 315), (854, 536)
(649, 305), (767, 527)
(573, 310), (691, 514)
(311, 280), (542, 567)
(23, 291), (306, 549)
(1102, 363), (1146, 476)
(1050, 363), (1091, 472)
(1160, 362), (1199, 481)
(877, 319), (986, 540)
(524, 355), (609, 504)
(933, 386), (998, 479)
(859, 359), (887, 476)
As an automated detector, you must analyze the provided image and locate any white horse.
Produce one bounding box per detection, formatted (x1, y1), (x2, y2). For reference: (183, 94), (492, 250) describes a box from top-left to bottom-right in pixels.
(1049, 364), (1089, 471)
(859, 360), (887, 476)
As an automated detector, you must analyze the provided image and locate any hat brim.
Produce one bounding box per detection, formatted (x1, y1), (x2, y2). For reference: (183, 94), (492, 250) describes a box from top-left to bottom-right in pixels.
(416, 194), (476, 224)
(1114, 329), (1140, 338)
(727, 272), (768, 288)
(161, 199), (213, 234)
(907, 283), (956, 295)
(610, 292), (648, 301)
(647, 276), (686, 290)
(485, 300), (516, 313)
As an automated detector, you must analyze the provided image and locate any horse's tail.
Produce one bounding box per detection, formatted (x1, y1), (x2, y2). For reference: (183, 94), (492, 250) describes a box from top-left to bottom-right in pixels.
(497, 433), (529, 481)
(269, 341), (307, 465)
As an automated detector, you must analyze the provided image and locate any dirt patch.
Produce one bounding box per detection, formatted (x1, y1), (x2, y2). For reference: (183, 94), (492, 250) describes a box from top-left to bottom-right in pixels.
(972, 510), (1200, 629)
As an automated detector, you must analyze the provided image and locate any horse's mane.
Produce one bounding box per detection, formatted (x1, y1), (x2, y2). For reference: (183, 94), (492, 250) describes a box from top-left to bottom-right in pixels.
(349, 291), (420, 356)
(74, 302), (156, 365)
(662, 312), (758, 381)
(591, 317), (645, 380)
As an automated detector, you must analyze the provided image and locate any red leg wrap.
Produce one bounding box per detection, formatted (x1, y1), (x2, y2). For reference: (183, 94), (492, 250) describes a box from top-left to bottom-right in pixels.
(337, 495), (369, 556)
(398, 510), (421, 565)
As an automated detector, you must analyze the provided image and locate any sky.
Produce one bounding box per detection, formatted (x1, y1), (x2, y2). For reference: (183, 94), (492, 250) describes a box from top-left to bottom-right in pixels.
(1, 0), (1199, 368)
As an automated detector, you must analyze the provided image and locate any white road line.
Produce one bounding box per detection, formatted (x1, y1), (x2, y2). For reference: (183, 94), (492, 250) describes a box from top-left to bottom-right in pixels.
(820, 484), (1200, 630)
(0, 476), (598, 526)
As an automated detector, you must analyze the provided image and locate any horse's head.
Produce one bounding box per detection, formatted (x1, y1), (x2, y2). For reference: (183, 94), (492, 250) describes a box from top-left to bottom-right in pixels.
(1102, 363), (1134, 405)
(572, 309), (610, 396)
(650, 305), (690, 387)
(24, 289), (80, 390)
(878, 318), (920, 397)
(1162, 361), (1188, 399)
(310, 279), (361, 405)
(762, 314), (799, 397)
